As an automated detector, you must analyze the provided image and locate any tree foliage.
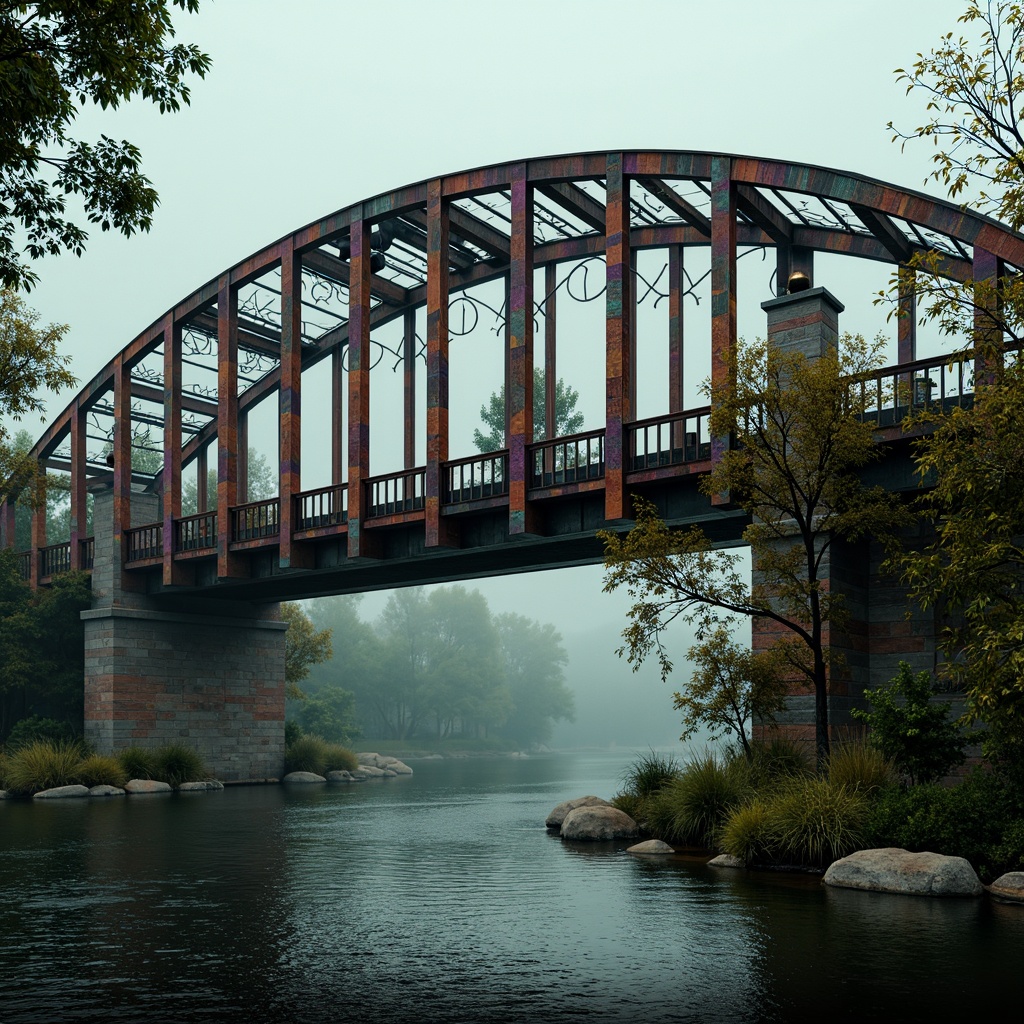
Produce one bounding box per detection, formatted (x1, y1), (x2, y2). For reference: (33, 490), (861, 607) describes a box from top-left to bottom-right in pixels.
(0, 1), (211, 290)
(852, 661), (966, 785)
(602, 334), (904, 768)
(473, 368), (584, 452)
(281, 602), (332, 701)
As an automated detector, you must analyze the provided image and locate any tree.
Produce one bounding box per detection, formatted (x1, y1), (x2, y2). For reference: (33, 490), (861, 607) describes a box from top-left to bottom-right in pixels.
(472, 368), (584, 453)
(601, 335), (905, 769)
(281, 602), (332, 701)
(852, 662), (966, 785)
(293, 686), (360, 746)
(885, 1), (1024, 763)
(0, 289), (74, 510)
(0, 1), (211, 291)
(676, 623), (788, 762)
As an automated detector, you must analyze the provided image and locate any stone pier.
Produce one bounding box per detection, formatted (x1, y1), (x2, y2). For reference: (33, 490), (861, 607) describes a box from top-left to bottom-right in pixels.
(82, 488), (288, 781)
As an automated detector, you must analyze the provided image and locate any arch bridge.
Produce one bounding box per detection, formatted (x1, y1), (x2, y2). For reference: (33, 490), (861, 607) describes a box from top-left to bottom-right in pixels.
(4, 150), (1023, 778)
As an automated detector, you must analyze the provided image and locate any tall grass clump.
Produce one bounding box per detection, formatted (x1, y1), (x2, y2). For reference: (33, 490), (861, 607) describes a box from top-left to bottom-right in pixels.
(770, 777), (868, 868)
(827, 738), (893, 795)
(619, 750), (682, 798)
(718, 799), (774, 866)
(322, 743), (358, 773)
(152, 743), (207, 787)
(645, 752), (748, 847)
(284, 734), (329, 775)
(3, 740), (84, 795)
(117, 746), (158, 781)
(744, 735), (814, 790)
(0, 751), (9, 789)
(76, 754), (128, 789)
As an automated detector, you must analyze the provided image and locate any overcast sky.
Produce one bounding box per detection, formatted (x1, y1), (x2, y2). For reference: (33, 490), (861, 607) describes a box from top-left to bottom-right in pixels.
(14, 0), (971, 745)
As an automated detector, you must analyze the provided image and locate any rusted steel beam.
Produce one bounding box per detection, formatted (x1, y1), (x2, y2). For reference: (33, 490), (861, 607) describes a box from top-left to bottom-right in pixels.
(162, 313), (188, 586)
(237, 413), (248, 505)
(401, 210), (481, 270)
(112, 355), (136, 590)
(544, 263), (556, 440)
(849, 203), (913, 264)
(196, 443), (208, 514)
(974, 247), (1004, 383)
(403, 309), (416, 469)
(669, 245), (684, 413)
(1, 498), (13, 552)
(604, 154), (633, 522)
(736, 184), (792, 243)
(331, 347), (344, 486)
(280, 240), (312, 569)
(508, 171), (538, 536)
(425, 180), (458, 548)
(69, 403), (86, 570)
(216, 281), (246, 579)
(130, 379), (217, 418)
(192, 311), (282, 357)
(29, 462), (44, 587)
(710, 156), (737, 506)
(347, 219), (378, 559)
(304, 248), (410, 307)
(639, 177), (711, 234)
(446, 204), (511, 262)
(898, 271), (917, 365)
(538, 181), (606, 233)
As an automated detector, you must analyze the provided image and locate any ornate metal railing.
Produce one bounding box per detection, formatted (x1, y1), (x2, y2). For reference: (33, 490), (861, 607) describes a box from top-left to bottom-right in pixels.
(446, 451), (508, 503)
(232, 498), (280, 542)
(367, 468), (425, 517)
(858, 352), (975, 425)
(529, 429), (605, 488)
(127, 522), (163, 561)
(175, 511), (217, 552)
(296, 483), (347, 529)
(628, 408), (712, 470)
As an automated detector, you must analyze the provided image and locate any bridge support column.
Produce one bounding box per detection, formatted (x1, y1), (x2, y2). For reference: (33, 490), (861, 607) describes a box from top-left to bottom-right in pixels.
(82, 487), (287, 782)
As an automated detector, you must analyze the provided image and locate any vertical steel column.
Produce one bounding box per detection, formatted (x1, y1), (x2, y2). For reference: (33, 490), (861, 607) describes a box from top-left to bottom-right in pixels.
(162, 314), (185, 585)
(216, 279), (244, 579)
(668, 245), (684, 413)
(504, 273), (512, 444)
(29, 463), (44, 586)
(196, 444), (208, 514)
(544, 262), (556, 440)
(331, 347), (344, 486)
(69, 402), (87, 570)
(112, 355), (132, 579)
(279, 240), (310, 568)
(508, 171), (536, 536)
(237, 413), (248, 504)
(973, 247), (1003, 385)
(1, 498), (13, 551)
(710, 156), (737, 506)
(347, 219), (376, 559)
(426, 180), (456, 547)
(403, 309), (416, 469)
(898, 271), (917, 365)
(605, 153), (633, 522)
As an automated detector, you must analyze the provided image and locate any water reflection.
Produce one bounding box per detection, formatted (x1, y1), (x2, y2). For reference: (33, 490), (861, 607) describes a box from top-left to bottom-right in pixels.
(2, 755), (1022, 1024)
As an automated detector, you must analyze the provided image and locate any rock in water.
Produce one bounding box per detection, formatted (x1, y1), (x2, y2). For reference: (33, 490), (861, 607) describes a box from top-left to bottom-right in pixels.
(707, 854), (745, 869)
(560, 805), (640, 841)
(282, 772), (326, 784)
(987, 872), (1024, 903)
(88, 785), (125, 797)
(545, 795), (611, 830)
(34, 785), (90, 799)
(823, 848), (982, 897)
(627, 839), (675, 855)
(123, 779), (173, 794)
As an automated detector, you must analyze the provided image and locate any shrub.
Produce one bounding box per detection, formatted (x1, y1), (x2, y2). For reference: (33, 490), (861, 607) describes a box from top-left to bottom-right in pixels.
(743, 735), (814, 790)
(719, 799), (774, 866)
(76, 754), (128, 789)
(645, 752), (748, 847)
(152, 743), (207, 787)
(0, 751), (10, 788)
(5, 716), (77, 750)
(3, 739), (84, 795)
(322, 743), (358, 773)
(284, 720), (304, 748)
(284, 734), (329, 775)
(619, 749), (682, 798)
(827, 739), (893, 795)
(770, 777), (868, 868)
(117, 746), (158, 781)
(611, 791), (646, 824)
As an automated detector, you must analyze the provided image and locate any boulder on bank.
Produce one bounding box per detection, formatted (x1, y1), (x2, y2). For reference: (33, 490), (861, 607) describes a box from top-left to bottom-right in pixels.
(88, 785), (125, 797)
(987, 872), (1024, 903)
(708, 854), (745, 869)
(560, 805), (640, 842)
(357, 753), (413, 774)
(282, 771), (326, 784)
(823, 848), (982, 897)
(177, 781), (222, 792)
(124, 779), (173, 794)
(628, 839), (674, 855)
(545, 795), (611, 830)
(34, 784), (90, 799)
(326, 770), (355, 783)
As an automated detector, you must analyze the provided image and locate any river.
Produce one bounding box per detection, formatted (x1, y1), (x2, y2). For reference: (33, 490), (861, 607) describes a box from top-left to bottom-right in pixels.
(0, 751), (1020, 1023)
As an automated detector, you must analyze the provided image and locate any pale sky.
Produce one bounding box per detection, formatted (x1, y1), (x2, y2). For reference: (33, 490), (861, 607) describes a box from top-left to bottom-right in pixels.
(11, 0), (971, 744)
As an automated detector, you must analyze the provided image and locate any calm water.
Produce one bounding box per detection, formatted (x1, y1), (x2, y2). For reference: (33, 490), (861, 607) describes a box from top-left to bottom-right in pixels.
(0, 752), (1020, 1024)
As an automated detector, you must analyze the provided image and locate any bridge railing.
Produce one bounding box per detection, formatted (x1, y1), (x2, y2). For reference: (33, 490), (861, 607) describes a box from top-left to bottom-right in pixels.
(296, 483), (347, 530)
(628, 408), (712, 470)
(446, 451), (508, 504)
(127, 522), (163, 561)
(39, 541), (71, 578)
(232, 498), (280, 542)
(16, 550), (30, 580)
(858, 352), (975, 425)
(367, 468), (425, 517)
(529, 429), (605, 488)
(81, 537), (95, 570)
(176, 511), (217, 552)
